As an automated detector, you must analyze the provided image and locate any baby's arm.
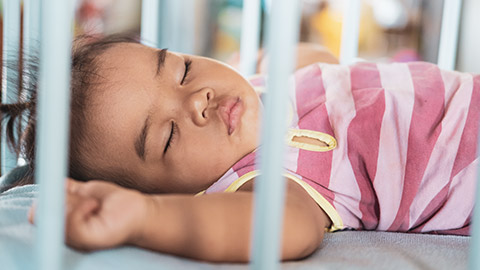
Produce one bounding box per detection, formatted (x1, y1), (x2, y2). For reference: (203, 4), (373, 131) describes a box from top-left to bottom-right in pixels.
(228, 42), (339, 73)
(292, 43), (339, 69)
(30, 178), (330, 262)
(137, 180), (330, 262)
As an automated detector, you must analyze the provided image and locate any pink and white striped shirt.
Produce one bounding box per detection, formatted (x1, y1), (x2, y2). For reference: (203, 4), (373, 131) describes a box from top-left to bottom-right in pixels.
(203, 62), (480, 235)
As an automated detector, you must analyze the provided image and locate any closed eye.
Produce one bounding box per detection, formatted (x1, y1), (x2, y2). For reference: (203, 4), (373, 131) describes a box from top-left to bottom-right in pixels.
(180, 59), (192, 85)
(164, 121), (178, 154)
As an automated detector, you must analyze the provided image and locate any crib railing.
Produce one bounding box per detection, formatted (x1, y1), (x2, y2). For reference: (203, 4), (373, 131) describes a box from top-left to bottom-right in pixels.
(1, 0), (21, 174)
(438, 0), (463, 70)
(0, 0), (474, 269)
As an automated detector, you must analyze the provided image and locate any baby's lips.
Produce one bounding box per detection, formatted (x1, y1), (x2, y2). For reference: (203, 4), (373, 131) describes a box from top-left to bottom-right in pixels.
(218, 97), (244, 135)
(228, 99), (244, 135)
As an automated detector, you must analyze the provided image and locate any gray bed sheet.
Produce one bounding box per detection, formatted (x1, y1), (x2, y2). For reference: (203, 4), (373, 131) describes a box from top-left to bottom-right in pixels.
(0, 184), (470, 270)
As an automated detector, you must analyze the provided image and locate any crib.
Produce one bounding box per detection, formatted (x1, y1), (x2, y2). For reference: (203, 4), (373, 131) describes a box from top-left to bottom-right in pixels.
(0, 0), (477, 269)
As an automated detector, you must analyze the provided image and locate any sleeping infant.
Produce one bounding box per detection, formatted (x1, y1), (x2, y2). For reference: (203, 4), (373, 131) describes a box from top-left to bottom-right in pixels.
(1, 34), (477, 262)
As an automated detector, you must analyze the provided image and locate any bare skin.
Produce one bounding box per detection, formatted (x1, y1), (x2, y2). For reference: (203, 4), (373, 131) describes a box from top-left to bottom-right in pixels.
(29, 43), (338, 262)
(29, 177), (331, 262)
(227, 42), (339, 73)
(81, 43), (263, 194)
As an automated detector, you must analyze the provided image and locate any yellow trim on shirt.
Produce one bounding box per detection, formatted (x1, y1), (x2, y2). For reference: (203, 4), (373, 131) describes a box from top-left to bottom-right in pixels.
(283, 173), (344, 232)
(286, 128), (337, 152)
(224, 171), (260, 193)
(194, 171), (260, 196)
(222, 170), (344, 232)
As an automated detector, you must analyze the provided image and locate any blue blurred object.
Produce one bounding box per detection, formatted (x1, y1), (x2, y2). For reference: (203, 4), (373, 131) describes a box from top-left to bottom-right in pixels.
(1, 0), (21, 175)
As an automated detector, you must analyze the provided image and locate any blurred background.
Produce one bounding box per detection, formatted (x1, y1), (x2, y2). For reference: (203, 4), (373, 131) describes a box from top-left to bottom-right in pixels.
(1, 0), (479, 72)
(0, 0), (478, 171)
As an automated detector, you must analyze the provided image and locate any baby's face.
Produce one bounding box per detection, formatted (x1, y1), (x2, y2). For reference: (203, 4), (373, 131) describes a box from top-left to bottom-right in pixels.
(86, 43), (261, 193)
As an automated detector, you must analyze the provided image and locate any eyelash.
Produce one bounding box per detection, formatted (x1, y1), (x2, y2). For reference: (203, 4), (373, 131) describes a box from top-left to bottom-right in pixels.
(180, 59), (192, 85)
(164, 121), (178, 154)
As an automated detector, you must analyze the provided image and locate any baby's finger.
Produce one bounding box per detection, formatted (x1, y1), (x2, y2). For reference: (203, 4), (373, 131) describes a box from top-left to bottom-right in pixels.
(66, 178), (79, 193)
(65, 195), (100, 248)
(28, 202), (37, 224)
(66, 193), (99, 218)
(67, 178), (119, 200)
(28, 179), (97, 225)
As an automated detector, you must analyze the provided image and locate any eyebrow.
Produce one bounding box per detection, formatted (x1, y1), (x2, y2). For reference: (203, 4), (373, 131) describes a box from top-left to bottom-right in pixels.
(156, 49), (168, 76)
(135, 115), (151, 161)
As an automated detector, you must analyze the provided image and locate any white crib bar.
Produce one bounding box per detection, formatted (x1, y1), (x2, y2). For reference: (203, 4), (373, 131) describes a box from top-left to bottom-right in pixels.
(35, 0), (74, 269)
(141, 0), (161, 48)
(23, 0), (41, 60)
(437, 0), (463, 70)
(250, 0), (300, 268)
(22, 0), (41, 146)
(469, 158), (480, 269)
(264, 0), (272, 14)
(1, 0), (21, 175)
(239, 0), (261, 76)
(339, 0), (361, 65)
(159, 0), (196, 54)
(178, 0), (196, 54)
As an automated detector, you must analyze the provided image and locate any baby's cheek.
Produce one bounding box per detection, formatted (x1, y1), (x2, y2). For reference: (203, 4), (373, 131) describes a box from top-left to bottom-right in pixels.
(197, 153), (234, 185)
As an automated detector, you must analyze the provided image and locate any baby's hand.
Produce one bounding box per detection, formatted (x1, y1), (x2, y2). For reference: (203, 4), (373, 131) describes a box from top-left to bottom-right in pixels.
(29, 179), (149, 251)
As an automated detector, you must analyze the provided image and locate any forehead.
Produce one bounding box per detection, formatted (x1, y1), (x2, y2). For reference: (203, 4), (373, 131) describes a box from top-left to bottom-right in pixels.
(99, 43), (155, 76)
(93, 43), (159, 110)
(85, 43), (156, 169)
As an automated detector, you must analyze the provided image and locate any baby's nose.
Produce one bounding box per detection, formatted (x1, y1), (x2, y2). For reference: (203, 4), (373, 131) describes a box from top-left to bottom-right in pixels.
(188, 87), (214, 126)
